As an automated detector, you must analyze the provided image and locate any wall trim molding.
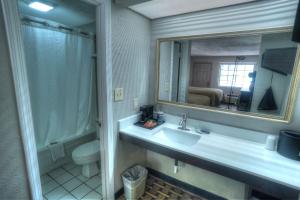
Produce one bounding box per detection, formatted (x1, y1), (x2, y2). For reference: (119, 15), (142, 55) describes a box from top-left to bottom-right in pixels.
(95, 0), (115, 199)
(0, 0), (42, 199)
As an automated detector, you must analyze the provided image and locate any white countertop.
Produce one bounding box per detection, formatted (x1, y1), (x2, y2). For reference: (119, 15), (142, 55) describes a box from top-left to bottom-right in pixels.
(119, 114), (300, 191)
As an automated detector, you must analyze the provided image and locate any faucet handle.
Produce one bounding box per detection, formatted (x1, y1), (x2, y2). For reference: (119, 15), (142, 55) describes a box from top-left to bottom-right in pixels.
(178, 119), (183, 125)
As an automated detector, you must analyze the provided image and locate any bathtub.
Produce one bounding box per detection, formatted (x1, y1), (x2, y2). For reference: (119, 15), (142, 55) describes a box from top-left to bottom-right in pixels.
(37, 131), (97, 175)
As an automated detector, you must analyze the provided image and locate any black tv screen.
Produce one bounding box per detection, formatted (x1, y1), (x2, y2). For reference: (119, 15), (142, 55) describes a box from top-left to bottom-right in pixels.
(292, 1), (300, 43)
(262, 47), (297, 75)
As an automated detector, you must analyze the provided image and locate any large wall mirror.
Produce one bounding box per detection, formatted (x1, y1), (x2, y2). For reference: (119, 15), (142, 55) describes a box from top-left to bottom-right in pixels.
(156, 28), (300, 122)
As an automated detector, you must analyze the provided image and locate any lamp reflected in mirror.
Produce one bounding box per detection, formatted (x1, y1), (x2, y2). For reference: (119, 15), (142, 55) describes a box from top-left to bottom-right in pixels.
(157, 29), (299, 121)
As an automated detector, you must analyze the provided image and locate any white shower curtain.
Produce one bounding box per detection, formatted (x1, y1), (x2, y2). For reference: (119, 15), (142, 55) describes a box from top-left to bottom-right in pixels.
(22, 25), (96, 150)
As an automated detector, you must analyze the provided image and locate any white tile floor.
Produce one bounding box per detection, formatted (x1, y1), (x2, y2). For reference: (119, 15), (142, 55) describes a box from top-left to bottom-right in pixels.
(41, 162), (102, 200)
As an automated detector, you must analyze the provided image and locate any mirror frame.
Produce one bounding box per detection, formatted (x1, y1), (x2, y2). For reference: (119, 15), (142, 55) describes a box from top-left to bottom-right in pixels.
(155, 27), (300, 123)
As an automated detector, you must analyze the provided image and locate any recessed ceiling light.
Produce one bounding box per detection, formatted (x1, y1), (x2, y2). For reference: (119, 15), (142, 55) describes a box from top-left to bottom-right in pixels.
(29, 1), (54, 12)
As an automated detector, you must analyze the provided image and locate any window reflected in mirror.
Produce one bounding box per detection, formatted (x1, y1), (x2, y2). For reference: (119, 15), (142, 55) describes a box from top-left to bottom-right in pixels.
(157, 31), (298, 118)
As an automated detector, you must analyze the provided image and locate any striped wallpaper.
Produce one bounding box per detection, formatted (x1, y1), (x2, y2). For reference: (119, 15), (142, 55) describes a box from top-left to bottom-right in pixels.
(149, 0), (300, 133)
(152, 0), (298, 38)
(111, 4), (151, 192)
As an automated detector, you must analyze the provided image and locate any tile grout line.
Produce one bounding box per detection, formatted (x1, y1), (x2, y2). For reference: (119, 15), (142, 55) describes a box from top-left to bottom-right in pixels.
(74, 176), (103, 199)
(65, 165), (102, 197)
(45, 167), (79, 200)
(42, 164), (102, 200)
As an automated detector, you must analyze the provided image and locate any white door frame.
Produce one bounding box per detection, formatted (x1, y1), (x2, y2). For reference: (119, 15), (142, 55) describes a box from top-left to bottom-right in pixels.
(94, 0), (115, 199)
(0, 0), (114, 199)
(0, 0), (42, 199)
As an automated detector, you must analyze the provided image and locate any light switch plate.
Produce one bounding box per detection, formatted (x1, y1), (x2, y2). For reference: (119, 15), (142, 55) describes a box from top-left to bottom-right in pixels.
(114, 88), (123, 101)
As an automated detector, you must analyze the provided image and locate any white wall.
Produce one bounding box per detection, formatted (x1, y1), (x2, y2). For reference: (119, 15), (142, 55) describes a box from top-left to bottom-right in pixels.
(147, 0), (299, 199)
(146, 151), (248, 200)
(0, 4), (31, 199)
(111, 4), (151, 192)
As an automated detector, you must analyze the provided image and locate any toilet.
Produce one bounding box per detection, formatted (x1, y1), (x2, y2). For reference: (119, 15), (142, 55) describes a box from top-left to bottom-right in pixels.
(72, 139), (100, 178)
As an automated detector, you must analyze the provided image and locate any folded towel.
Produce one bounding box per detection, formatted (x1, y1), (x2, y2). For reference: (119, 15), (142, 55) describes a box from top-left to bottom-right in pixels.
(48, 142), (65, 162)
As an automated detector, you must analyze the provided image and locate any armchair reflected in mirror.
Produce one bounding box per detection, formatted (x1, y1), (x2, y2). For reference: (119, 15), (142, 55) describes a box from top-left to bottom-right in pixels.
(157, 29), (300, 122)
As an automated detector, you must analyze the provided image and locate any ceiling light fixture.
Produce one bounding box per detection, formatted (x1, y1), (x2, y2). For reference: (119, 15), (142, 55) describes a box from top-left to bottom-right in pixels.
(29, 1), (54, 12)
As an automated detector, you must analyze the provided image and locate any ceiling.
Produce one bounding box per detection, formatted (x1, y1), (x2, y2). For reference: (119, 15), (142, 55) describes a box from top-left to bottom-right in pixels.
(18, 0), (95, 27)
(130, 0), (257, 19)
(191, 35), (261, 56)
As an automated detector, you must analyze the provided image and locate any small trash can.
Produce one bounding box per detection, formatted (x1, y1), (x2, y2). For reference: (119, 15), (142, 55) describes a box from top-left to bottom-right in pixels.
(122, 165), (148, 200)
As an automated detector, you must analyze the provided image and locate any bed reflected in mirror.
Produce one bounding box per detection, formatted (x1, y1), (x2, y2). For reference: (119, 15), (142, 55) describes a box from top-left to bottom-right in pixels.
(157, 30), (299, 119)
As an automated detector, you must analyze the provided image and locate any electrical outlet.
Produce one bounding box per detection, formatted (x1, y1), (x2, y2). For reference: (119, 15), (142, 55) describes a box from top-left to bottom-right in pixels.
(114, 88), (123, 101)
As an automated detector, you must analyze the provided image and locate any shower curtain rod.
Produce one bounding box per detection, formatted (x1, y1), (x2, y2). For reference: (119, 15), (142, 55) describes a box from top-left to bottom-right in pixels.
(21, 17), (95, 39)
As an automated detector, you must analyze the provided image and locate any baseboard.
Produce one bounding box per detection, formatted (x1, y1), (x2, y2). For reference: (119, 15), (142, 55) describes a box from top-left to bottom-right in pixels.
(114, 167), (226, 200)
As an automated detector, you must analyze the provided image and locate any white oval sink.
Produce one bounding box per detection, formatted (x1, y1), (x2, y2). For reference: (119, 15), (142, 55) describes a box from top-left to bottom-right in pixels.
(154, 127), (200, 146)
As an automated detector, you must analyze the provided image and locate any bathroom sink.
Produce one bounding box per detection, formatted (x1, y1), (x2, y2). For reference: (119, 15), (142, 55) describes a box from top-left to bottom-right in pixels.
(154, 128), (200, 146)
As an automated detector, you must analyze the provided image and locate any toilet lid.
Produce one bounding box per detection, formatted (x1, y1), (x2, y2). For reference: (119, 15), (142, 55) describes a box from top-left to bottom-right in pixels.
(73, 140), (100, 158)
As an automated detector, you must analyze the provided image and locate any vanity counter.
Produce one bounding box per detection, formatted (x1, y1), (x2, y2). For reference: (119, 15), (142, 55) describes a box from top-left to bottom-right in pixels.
(119, 114), (300, 199)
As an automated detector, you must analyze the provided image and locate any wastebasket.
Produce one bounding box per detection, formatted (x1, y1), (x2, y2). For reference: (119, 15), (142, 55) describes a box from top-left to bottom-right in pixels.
(122, 165), (148, 200)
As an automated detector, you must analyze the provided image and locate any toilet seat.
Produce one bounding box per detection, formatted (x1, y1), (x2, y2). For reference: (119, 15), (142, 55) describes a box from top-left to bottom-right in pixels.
(72, 140), (100, 165)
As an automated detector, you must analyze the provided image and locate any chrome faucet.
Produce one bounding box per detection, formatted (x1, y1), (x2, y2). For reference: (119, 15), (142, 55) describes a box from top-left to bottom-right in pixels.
(178, 113), (190, 131)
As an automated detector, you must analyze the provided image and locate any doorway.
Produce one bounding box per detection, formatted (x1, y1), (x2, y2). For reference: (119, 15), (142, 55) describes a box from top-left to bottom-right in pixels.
(190, 62), (212, 87)
(1, 0), (114, 199)
(17, 0), (102, 199)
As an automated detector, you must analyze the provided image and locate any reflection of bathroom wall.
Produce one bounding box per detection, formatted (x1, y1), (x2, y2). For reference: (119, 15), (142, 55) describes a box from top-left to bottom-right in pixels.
(159, 41), (173, 101)
(171, 42), (180, 101)
(251, 32), (297, 115)
(159, 41), (191, 102)
(178, 41), (191, 103)
(190, 55), (259, 96)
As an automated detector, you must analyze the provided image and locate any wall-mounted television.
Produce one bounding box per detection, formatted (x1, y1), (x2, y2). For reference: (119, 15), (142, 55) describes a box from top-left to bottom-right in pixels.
(262, 47), (297, 75)
(292, 1), (300, 43)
